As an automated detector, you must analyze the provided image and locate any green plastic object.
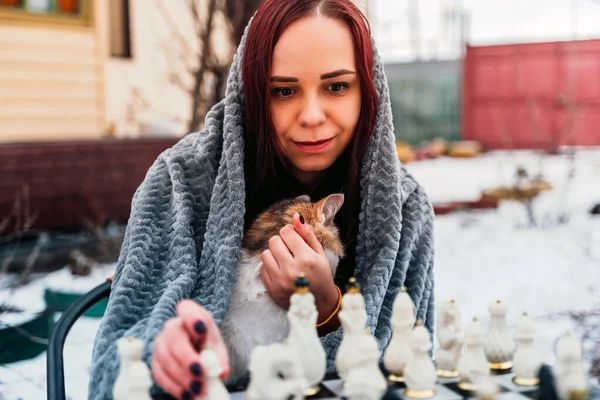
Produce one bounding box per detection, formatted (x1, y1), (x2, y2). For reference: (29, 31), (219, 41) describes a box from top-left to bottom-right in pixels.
(44, 288), (108, 318)
(388, 77), (461, 146)
(0, 309), (55, 364)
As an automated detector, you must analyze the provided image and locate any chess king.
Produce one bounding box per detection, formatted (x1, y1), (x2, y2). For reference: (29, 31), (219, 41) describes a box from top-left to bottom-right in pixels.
(286, 273), (327, 396)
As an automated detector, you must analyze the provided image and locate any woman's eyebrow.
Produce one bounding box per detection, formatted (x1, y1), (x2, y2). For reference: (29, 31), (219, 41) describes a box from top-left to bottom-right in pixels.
(270, 69), (356, 82)
(320, 69), (356, 79)
(270, 76), (298, 82)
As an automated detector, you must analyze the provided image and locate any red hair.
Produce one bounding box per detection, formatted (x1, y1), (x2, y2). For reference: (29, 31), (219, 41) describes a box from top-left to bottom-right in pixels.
(242, 0), (378, 240)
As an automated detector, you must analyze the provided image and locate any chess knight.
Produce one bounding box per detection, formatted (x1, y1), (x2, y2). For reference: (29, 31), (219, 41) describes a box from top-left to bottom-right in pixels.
(434, 299), (462, 378)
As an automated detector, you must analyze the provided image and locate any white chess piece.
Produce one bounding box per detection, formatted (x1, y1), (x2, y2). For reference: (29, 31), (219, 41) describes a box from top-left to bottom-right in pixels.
(246, 342), (310, 400)
(113, 337), (152, 400)
(195, 348), (230, 400)
(404, 320), (437, 399)
(434, 299), (462, 377)
(484, 300), (515, 372)
(344, 329), (388, 400)
(512, 312), (543, 387)
(336, 277), (368, 381)
(128, 362), (153, 400)
(383, 286), (415, 382)
(555, 332), (589, 400)
(474, 374), (500, 400)
(457, 317), (490, 392)
(286, 274), (326, 395)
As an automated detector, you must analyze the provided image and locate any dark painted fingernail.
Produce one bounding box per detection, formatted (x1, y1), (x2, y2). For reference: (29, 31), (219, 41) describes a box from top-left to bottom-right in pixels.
(190, 380), (203, 395)
(190, 362), (202, 377)
(194, 320), (207, 335)
(299, 213), (305, 224)
(182, 390), (192, 400)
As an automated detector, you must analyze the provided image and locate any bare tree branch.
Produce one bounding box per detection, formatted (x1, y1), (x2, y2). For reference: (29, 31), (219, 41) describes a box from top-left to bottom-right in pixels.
(156, 1), (196, 57)
(169, 72), (193, 93)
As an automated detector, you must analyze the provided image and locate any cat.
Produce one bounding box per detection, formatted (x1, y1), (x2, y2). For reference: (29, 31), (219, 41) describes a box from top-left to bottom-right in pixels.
(220, 193), (345, 383)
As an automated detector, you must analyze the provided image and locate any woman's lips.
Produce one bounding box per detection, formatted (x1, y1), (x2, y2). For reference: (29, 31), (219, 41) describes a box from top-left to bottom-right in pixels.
(293, 138), (334, 153)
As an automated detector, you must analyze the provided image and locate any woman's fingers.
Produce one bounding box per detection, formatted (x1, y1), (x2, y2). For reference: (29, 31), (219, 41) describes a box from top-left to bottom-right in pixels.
(268, 234), (295, 265)
(177, 299), (231, 380)
(292, 213), (323, 253)
(151, 355), (184, 399)
(153, 320), (195, 399)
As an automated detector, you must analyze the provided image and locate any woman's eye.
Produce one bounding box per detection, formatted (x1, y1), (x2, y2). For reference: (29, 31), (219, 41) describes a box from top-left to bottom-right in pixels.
(328, 83), (349, 94)
(272, 88), (295, 98)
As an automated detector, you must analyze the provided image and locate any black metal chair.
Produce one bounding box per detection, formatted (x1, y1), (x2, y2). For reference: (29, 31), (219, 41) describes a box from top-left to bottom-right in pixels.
(46, 278), (112, 400)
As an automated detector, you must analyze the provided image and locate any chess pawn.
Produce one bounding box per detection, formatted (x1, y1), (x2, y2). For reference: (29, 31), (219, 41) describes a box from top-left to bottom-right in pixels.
(114, 337), (151, 400)
(457, 317), (490, 392)
(286, 274), (326, 395)
(555, 332), (589, 400)
(336, 277), (368, 381)
(484, 300), (515, 372)
(383, 286), (415, 383)
(246, 342), (310, 400)
(195, 347), (230, 400)
(434, 299), (462, 378)
(403, 321), (437, 399)
(512, 312), (543, 387)
(344, 329), (388, 400)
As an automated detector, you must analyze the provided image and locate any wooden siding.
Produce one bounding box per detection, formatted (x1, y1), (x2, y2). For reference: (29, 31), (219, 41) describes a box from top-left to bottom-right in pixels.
(0, 10), (105, 143)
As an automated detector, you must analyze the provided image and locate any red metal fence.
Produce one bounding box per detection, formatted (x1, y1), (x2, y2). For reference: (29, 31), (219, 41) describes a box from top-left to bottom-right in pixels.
(462, 39), (600, 150)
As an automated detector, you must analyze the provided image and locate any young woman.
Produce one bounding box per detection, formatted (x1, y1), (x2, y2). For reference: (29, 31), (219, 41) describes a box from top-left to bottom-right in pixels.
(88, 1), (435, 399)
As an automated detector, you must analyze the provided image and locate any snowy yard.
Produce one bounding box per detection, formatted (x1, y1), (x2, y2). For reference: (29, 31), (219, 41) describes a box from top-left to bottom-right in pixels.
(1, 148), (599, 400)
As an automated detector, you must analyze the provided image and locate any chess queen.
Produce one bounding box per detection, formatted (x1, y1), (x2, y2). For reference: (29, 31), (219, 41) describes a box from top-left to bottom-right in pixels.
(87, 0), (436, 398)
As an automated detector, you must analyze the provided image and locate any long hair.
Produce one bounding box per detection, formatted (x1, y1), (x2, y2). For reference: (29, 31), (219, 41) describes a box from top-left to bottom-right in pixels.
(242, 0), (379, 242)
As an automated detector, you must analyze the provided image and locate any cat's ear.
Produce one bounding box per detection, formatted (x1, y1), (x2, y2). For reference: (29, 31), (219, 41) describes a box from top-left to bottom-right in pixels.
(320, 194), (344, 224)
(295, 195), (311, 202)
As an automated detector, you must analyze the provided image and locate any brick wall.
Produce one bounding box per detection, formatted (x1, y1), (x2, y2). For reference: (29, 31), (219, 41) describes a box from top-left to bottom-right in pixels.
(0, 138), (179, 235)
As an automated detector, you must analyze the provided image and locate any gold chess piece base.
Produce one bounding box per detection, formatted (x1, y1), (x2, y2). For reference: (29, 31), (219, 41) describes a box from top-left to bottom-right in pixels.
(457, 380), (476, 392)
(404, 388), (436, 399)
(512, 376), (539, 387)
(436, 368), (459, 378)
(488, 360), (513, 371)
(304, 385), (320, 396)
(388, 373), (405, 383)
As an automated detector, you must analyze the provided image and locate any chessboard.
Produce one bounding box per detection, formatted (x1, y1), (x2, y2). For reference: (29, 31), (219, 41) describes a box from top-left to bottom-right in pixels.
(228, 369), (548, 400)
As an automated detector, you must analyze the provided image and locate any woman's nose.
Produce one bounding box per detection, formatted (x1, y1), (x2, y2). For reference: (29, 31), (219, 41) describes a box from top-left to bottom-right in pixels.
(298, 96), (326, 127)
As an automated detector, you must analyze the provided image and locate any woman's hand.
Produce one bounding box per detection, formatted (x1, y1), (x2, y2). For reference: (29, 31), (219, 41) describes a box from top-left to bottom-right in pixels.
(260, 212), (339, 322)
(152, 300), (230, 399)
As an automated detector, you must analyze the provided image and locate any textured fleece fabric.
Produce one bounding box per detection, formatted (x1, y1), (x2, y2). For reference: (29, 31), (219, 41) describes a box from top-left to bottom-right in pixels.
(88, 17), (435, 400)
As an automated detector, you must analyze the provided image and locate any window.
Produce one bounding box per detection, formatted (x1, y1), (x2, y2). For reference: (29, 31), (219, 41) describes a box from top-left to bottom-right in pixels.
(109, 0), (132, 58)
(0, 0), (91, 26)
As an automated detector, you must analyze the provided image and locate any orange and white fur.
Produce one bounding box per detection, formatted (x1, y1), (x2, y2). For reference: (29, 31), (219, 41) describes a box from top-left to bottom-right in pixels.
(220, 194), (345, 382)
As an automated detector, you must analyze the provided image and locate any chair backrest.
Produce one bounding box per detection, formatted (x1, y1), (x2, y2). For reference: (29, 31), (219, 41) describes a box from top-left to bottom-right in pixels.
(46, 279), (112, 400)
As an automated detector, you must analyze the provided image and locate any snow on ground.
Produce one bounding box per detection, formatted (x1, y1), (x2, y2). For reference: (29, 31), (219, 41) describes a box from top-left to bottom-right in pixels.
(0, 148), (599, 400)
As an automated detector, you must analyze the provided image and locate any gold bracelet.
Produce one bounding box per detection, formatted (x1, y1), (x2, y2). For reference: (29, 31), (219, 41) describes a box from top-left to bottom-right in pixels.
(316, 285), (342, 327)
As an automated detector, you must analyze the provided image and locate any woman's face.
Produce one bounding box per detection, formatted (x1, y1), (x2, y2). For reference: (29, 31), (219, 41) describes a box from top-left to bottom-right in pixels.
(270, 15), (362, 188)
